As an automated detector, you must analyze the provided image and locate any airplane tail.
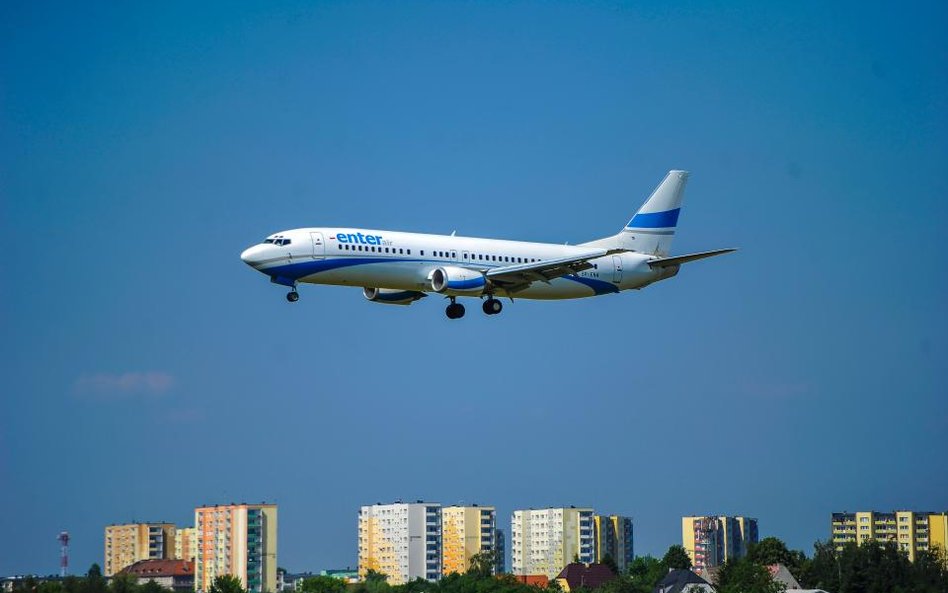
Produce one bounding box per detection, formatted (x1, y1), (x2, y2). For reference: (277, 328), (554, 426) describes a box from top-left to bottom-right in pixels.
(583, 170), (689, 256)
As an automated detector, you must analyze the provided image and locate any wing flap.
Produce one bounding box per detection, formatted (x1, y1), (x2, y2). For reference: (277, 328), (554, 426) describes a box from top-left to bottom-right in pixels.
(486, 248), (620, 289)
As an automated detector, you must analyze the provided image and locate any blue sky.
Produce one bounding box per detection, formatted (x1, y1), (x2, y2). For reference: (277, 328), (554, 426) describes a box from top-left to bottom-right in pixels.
(2, 0), (946, 576)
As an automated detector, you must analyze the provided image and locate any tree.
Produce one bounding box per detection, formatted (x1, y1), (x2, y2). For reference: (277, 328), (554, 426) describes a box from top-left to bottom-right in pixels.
(747, 537), (806, 578)
(108, 574), (138, 593)
(84, 564), (108, 593)
(716, 558), (784, 593)
(38, 582), (65, 593)
(300, 576), (346, 593)
(208, 575), (246, 593)
(468, 550), (499, 578)
(599, 554), (618, 576)
(363, 570), (388, 584)
(138, 582), (170, 593)
(661, 545), (692, 570)
(797, 540), (839, 593)
(627, 556), (665, 592)
(353, 570), (389, 593)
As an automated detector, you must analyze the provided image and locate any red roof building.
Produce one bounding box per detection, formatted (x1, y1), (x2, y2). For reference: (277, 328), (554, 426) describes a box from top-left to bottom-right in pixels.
(120, 559), (194, 592)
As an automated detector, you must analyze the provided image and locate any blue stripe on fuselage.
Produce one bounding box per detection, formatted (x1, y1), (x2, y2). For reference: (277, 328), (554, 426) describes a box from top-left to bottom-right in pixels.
(261, 257), (621, 296)
(562, 275), (620, 295)
(448, 278), (486, 290)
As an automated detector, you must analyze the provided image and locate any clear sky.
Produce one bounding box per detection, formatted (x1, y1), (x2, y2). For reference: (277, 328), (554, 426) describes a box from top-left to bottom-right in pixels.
(2, 0), (946, 577)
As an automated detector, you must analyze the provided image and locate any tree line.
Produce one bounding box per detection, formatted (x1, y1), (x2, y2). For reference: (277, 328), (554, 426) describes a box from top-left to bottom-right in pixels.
(10, 539), (948, 593)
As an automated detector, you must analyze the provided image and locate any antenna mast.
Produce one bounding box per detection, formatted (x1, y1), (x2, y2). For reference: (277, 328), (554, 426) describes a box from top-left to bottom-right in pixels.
(58, 531), (70, 577)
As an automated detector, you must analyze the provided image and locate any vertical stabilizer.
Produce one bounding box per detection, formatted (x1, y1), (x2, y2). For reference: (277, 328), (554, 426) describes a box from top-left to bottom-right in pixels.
(583, 170), (689, 256)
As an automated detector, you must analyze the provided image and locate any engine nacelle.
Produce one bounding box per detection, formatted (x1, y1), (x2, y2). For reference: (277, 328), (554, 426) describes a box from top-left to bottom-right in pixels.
(363, 287), (427, 305)
(429, 266), (488, 296)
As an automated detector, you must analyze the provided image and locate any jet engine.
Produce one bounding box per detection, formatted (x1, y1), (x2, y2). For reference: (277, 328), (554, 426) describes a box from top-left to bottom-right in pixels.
(363, 287), (428, 305)
(429, 266), (488, 296)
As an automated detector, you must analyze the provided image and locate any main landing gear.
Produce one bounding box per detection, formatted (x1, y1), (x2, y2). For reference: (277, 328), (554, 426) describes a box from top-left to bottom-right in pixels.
(286, 290), (300, 302)
(445, 297), (465, 319)
(482, 297), (503, 315)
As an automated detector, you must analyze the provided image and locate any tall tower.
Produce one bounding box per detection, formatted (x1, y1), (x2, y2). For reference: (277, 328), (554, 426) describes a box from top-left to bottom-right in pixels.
(58, 532), (70, 577)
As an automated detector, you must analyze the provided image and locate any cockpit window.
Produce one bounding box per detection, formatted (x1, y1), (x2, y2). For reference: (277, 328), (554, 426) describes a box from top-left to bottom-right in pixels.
(263, 239), (275, 244)
(264, 238), (292, 246)
(280, 239), (291, 246)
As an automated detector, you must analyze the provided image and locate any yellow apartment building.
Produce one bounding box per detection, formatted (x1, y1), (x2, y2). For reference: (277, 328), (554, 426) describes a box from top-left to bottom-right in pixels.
(441, 506), (497, 575)
(832, 511), (948, 562)
(175, 527), (196, 561)
(682, 516), (758, 569)
(194, 503), (278, 593)
(104, 523), (176, 576)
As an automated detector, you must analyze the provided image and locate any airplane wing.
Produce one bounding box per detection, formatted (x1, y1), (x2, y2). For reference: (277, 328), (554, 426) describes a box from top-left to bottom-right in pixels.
(484, 248), (623, 293)
(646, 248), (737, 267)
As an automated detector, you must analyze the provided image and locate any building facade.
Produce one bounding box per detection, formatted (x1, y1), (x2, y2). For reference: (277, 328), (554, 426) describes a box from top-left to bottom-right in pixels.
(682, 516), (758, 569)
(104, 523), (176, 576)
(831, 511), (948, 562)
(495, 529), (506, 574)
(441, 505), (498, 575)
(511, 507), (595, 578)
(358, 502), (442, 584)
(194, 503), (278, 593)
(593, 515), (633, 574)
(175, 527), (196, 562)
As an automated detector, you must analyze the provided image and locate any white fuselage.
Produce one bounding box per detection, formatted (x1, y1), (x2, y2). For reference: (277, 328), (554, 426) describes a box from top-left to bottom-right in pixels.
(240, 227), (675, 300)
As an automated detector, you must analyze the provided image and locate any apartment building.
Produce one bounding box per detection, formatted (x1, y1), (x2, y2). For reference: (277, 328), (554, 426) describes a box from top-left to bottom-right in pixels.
(175, 527), (196, 562)
(358, 501), (442, 584)
(194, 503), (278, 593)
(831, 511), (948, 562)
(682, 516), (758, 569)
(511, 507), (595, 578)
(593, 515), (633, 573)
(441, 505), (498, 575)
(104, 523), (176, 576)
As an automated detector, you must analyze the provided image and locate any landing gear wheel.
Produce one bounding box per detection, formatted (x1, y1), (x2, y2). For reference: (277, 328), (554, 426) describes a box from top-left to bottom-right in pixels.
(286, 291), (300, 303)
(446, 302), (465, 319)
(482, 298), (502, 315)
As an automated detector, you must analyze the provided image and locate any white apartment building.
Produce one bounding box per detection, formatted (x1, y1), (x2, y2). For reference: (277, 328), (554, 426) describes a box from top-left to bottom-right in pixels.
(358, 502), (442, 584)
(511, 507), (595, 578)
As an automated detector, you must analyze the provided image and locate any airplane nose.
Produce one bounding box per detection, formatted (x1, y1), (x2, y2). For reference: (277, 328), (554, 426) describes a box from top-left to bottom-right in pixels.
(240, 245), (264, 267)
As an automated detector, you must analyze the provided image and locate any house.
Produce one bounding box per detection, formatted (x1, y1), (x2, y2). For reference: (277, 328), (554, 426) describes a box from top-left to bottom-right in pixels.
(652, 569), (715, 593)
(554, 563), (616, 592)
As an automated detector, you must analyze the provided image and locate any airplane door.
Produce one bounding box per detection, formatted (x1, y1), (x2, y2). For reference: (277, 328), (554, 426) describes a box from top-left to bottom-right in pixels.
(612, 255), (623, 283)
(310, 232), (325, 259)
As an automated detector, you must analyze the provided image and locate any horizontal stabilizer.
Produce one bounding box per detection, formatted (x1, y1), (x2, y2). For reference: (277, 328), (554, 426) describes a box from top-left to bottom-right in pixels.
(647, 248), (737, 268)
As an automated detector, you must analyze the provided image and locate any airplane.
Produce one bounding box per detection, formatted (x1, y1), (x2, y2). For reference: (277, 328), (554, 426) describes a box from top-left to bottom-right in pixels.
(239, 170), (735, 319)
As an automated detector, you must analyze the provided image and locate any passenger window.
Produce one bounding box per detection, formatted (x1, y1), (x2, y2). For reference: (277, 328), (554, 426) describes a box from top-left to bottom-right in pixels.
(399, 248), (404, 254)
(408, 249), (411, 255)
(420, 250), (424, 256)
(452, 252), (456, 258)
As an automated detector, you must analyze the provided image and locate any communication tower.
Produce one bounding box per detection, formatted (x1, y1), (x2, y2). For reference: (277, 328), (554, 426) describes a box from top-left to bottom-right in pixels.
(58, 531), (70, 577)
